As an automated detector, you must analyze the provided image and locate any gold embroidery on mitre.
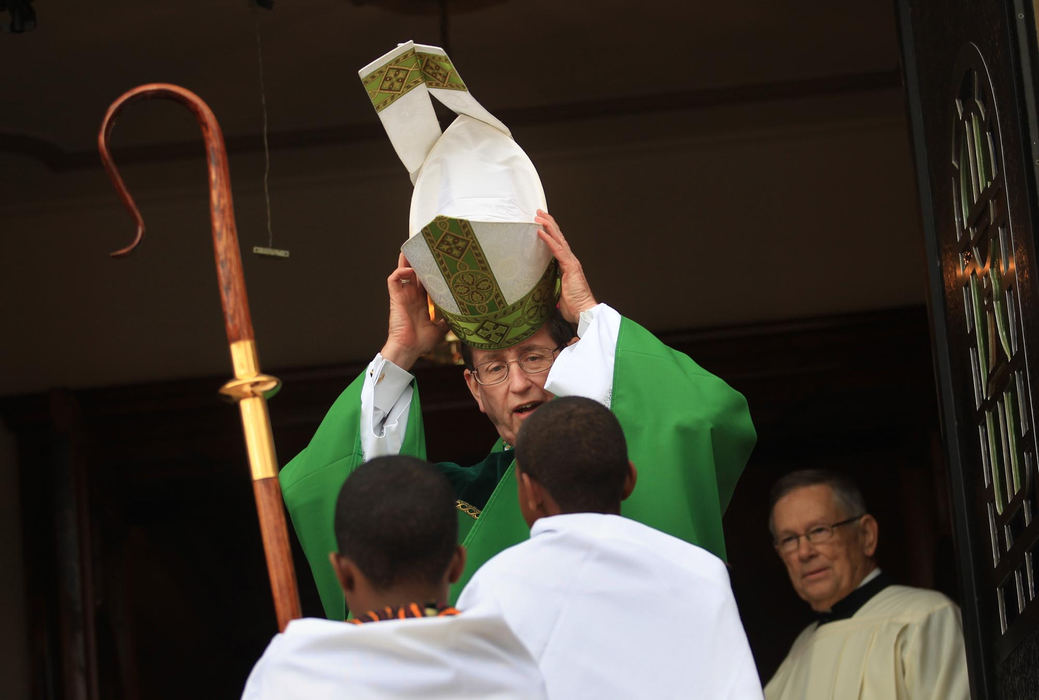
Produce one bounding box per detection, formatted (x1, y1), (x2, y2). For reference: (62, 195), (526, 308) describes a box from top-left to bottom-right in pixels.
(418, 216), (560, 350)
(421, 217), (508, 316)
(437, 260), (560, 351)
(363, 48), (467, 114)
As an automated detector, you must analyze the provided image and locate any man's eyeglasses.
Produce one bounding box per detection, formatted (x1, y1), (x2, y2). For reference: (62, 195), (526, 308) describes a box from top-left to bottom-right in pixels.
(471, 346), (564, 386)
(773, 515), (865, 554)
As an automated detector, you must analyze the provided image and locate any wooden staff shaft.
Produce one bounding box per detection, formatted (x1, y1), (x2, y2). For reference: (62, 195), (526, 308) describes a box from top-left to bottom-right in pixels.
(223, 340), (302, 630)
(99, 83), (301, 631)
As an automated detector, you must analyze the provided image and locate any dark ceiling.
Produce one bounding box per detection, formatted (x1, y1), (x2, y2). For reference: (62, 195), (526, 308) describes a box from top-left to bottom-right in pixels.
(2, 1), (900, 156)
(0, 2), (921, 396)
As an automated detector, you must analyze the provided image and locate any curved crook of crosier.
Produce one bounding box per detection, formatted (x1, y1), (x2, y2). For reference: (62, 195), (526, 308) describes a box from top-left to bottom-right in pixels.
(98, 85), (299, 630)
(97, 88), (148, 258)
(97, 83), (254, 344)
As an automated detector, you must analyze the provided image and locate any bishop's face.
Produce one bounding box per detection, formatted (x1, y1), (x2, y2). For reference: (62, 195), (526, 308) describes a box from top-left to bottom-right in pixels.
(463, 324), (560, 448)
(771, 484), (877, 612)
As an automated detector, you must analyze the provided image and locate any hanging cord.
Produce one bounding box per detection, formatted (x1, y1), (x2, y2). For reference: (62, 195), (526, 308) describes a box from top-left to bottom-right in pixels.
(251, 5), (289, 259)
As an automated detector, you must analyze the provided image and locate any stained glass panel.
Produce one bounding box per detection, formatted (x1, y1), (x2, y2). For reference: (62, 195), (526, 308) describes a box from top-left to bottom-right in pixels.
(1006, 283), (1019, 354)
(987, 410), (1006, 514)
(1027, 550), (1037, 602)
(970, 274), (988, 393)
(952, 59), (1038, 644)
(989, 503), (1001, 569)
(1004, 386), (1023, 495)
(960, 130), (973, 223)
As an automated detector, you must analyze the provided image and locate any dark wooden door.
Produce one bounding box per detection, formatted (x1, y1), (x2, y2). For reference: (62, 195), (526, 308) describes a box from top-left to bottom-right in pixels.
(898, 1), (1039, 696)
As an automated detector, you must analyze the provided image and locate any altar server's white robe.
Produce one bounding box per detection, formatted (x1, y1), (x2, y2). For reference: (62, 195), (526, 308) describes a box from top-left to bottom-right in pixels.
(242, 610), (546, 699)
(457, 512), (763, 699)
(765, 585), (968, 700)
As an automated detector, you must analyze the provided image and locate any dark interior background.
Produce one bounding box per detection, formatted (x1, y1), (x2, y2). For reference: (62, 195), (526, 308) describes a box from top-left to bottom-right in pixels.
(0, 2), (954, 698)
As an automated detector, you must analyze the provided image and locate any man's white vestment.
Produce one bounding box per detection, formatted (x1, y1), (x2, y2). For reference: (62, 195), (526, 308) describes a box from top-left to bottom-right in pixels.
(765, 585), (968, 700)
(458, 512), (763, 699)
(242, 610), (546, 699)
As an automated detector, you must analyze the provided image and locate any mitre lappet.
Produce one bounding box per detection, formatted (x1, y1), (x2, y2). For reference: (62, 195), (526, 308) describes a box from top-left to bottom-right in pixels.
(359, 41), (559, 350)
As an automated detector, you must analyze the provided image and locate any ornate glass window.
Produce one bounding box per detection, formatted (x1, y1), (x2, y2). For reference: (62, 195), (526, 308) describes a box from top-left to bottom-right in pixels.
(952, 44), (1037, 636)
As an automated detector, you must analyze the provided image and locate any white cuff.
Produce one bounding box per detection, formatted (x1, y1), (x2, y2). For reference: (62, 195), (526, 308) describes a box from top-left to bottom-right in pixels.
(360, 353), (415, 459)
(368, 354), (415, 415)
(545, 303), (620, 408)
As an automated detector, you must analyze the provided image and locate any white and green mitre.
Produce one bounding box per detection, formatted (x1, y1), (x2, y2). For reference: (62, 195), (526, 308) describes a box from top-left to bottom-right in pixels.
(360, 41), (559, 350)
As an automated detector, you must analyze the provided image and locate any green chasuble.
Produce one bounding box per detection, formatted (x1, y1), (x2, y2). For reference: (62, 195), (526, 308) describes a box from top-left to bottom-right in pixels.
(279, 316), (756, 620)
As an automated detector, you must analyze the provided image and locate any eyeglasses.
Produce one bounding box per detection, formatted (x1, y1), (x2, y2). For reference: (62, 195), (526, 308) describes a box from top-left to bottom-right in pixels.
(471, 346), (564, 386)
(774, 514), (865, 554)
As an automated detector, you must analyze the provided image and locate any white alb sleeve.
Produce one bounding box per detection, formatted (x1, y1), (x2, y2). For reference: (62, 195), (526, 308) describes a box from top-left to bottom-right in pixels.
(359, 353), (415, 459)
(543, 303), (621, 408)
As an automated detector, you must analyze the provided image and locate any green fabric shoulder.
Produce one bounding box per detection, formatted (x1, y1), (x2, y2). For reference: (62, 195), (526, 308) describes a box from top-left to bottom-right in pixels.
(611, 316), (756, 559)
(278, 370), (427, 620)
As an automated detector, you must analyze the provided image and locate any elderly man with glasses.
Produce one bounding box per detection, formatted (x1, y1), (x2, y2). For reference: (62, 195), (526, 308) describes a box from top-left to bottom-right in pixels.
(765, 469), (969, 700)
(280, 212), (756, 620)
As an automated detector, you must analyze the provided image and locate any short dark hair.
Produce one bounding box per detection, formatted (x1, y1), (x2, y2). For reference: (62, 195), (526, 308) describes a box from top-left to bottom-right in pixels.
(459, 309), (577, 370)
(768, 469), (868, 535)
(514, 395), (629, 512)
(333, 456), (457, 590)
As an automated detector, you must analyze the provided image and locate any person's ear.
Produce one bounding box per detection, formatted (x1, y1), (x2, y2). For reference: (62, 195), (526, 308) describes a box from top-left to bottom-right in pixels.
(463, 369), (486, 413)
(515, 469), (534, 527)
(621, 461), (638, 500)
(860, 514), (879, 558)
(519, 471), (544, 514)
(446, 545), (467, 584)
(329, 552), (357, 594)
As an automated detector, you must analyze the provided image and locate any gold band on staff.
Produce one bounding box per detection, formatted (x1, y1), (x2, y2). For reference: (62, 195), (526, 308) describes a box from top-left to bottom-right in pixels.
(221, 339), (281, 481)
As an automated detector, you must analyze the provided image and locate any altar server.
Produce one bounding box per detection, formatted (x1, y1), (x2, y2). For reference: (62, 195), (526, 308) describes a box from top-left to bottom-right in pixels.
(243, 456), (545, 699)
(458, 396), (762, 699)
